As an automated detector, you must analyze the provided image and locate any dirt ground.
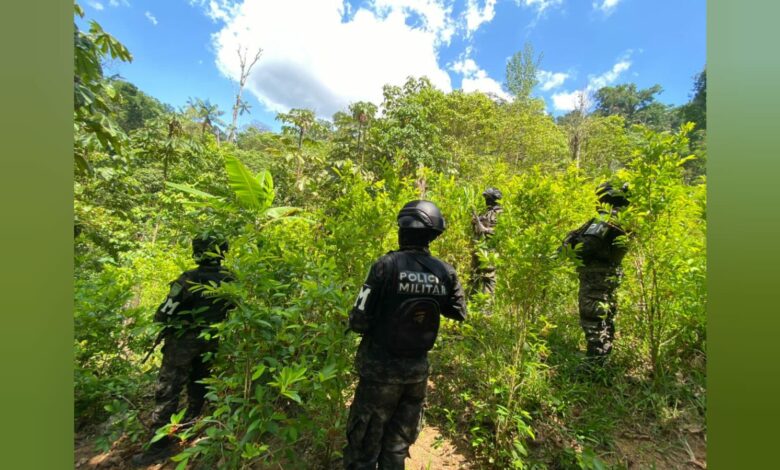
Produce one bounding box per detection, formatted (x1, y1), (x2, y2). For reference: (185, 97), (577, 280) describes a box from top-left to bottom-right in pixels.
(76, 420), (705, 469)
(75, 424), (474, 470)
(407, 425), (474, 470)
(607, 428), (707, 469)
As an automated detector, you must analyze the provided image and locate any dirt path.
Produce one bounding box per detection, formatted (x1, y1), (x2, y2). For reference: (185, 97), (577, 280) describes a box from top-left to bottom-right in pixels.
(75, 434), (175, 470)
(75, 424), (472, 470)
(407, 425), (474, 470)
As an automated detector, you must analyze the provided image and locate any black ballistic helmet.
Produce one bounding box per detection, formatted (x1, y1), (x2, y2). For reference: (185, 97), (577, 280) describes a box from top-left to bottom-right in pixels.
(596, 182), (630, 208)
(192, 233), (229, 262)
(482, 187), (503, 201)
(397, 200), (447, 234)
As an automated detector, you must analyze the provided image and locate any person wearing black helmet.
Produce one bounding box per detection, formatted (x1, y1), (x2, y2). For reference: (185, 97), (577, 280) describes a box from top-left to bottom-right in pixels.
(344, 200), (467, 470)
(132, 233), (235, 466)
(470, 187), (503, 302)
(562, 182), (630, 373)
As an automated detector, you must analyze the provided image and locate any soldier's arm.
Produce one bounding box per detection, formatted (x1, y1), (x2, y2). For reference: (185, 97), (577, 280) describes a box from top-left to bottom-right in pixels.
(154, 274), (188, 323)
(348, 257), (388, 334)
(562, 220), (591, 248)
(472, 212), (490, 236)
(442, 266), (467, 322)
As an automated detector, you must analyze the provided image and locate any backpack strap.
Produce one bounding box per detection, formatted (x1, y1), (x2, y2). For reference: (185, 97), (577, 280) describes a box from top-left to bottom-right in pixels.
(408, 252), (449, 286)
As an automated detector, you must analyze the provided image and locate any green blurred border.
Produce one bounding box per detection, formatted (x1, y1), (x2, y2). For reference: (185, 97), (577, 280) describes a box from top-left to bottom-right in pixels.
(0, 1), (73, 468)
(1, 0), (780, 468)
(709, 1), (780, 467)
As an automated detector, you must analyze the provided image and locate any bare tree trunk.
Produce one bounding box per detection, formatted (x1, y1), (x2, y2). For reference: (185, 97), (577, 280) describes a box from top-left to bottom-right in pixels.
(228, 46), (263, 143)
(572, 133), (581, 168)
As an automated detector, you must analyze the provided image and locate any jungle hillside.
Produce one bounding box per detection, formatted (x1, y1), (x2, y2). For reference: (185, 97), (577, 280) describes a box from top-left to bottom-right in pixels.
(74, 4), (707, 469)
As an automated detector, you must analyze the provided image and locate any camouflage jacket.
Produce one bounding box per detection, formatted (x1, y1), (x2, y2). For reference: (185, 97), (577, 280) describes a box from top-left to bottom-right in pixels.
(154, 262), (235, 331)
(472, 205), (503, 240)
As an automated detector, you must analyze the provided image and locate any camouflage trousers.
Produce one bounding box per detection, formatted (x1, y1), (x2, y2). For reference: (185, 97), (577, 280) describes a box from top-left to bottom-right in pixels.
(343, 378), (427, 470)
(578, 268), (620, 358)
(472, 267), (497, 296)
(470, 248), (497, 298)
(150, 329), (216, 431)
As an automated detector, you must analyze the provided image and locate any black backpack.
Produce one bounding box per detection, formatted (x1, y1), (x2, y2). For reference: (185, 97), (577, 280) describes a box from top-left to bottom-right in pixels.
(579, 218), (627, 263)
(379, 252), (449, 358)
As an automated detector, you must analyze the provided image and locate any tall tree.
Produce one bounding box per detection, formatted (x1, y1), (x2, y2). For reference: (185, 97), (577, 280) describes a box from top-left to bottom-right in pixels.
(276, 108), (316, 150)
(187, 98), (226, 143)
(557, 91), (590, 168)
(505, 43), (542, 101)
(680, 68), (706, 131)
(593, 83), (673, 130)
(227, 46), (263, 143)
(350, 101), (377, 163)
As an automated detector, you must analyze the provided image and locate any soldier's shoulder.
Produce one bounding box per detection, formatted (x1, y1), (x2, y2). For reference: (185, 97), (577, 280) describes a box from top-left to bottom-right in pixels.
(374, 251), (397, 265)
(371, 251), (398, 277)
(431, 256), (457, 275)
(177, 269), (199, 282)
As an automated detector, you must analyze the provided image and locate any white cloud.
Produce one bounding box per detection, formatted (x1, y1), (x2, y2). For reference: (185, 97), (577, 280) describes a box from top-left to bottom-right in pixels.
(88, 1), (104, 11)
(450, 51), (511, 100)
(551, 54), (631, 111)
(108, 0), (131, 6)
(516, 0), (563, 14)
(594, 0), (620, 14)
(588, 59), (630, 89)
(450, 56), (479, 76)
(372, 0), (457, 45)
(551, 90), (586, 112)
(145, 11), (158, 25)
(464, 0), (497, 35)
(461, 73), (510, 100)
(205, 0), (455, 117)
(537, 70), (569, 91)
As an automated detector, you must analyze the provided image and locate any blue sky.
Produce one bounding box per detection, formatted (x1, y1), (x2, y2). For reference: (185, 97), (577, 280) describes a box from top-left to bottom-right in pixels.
(78, 0), (705, 132)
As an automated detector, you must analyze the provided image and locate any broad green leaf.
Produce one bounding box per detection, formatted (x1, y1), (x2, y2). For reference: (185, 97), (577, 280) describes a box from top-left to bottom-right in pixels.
(225, 155), (269, 210)
(251, 364), (267, 381)
(165, 182), (219, 200)
(264, 206), (300, 219)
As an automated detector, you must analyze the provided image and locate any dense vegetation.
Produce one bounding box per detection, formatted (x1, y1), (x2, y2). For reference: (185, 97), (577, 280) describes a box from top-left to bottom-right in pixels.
(74, 5), (706, 469)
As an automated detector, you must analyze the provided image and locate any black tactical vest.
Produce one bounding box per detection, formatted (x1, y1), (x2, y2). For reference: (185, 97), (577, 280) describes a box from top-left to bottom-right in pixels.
(577, 218), (628, 267)
(371, 250), (455, 358)
(161, 264), (234, 327)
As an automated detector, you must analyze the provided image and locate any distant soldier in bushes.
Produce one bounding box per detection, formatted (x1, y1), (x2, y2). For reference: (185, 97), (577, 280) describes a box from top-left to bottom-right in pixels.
(344, 200), (468, 470)
(562, 182), (630, 372)
(470, 187), (503, 302)
(132, 233), (235, 466)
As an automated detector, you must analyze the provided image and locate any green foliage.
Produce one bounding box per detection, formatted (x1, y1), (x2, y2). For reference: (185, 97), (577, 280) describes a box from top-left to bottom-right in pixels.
(594, 84), (673, 131)
(73, 3), (133, 171)
(620, 123), (706, 378)
(679, 68), (706, 132)
(111, 80), (171, 132)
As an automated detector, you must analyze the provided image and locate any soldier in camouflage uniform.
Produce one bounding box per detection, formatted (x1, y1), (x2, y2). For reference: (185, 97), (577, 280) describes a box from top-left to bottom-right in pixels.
(132, 234), (235, 466)
(470, 187), (503, 299)
(344, 201), (468, 470)
(562, 183), (630, 370)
